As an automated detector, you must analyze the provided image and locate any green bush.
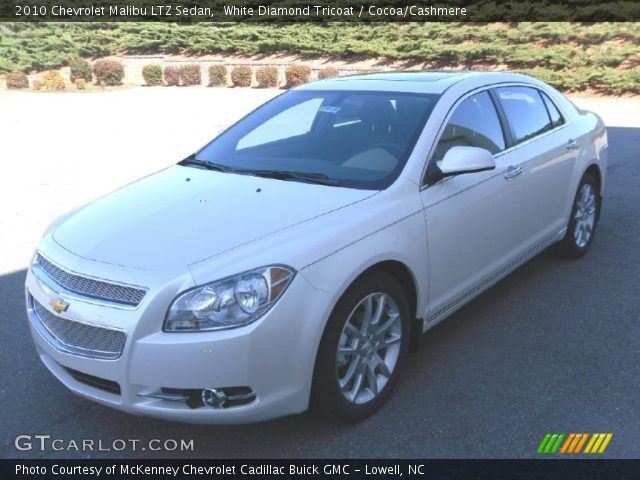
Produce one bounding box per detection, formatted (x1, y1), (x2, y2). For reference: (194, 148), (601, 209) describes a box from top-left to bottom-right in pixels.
(231, 65), (252, 87)
(208, 64), (227, 86)
(318, 66), (339, 79)
(596, 67), (640, 95)
(180, 64), (201, 86)
(255, 66), (279, 88)
(142, 64), (163, 86)
(69, 58), (92, 83)
(164, 65), (180, 86)
(285, 64), (311, 87)
(6, 71), (29, 89)
(92, 59), (124, 86)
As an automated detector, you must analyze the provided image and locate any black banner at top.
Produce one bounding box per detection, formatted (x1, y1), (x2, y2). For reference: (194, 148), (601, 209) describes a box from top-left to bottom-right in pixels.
(2, 0), (640, 22)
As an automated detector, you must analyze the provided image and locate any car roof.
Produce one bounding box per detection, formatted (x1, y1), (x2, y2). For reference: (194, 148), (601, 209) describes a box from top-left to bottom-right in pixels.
(297, 70), (538, 94)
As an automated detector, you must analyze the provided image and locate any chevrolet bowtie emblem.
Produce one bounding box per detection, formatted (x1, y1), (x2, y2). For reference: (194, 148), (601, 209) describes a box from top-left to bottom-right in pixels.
(50, 298), (69, 313)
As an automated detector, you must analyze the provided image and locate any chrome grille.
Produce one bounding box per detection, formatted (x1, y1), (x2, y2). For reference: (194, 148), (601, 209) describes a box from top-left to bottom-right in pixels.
(31, 297), (126, 359)
(36, 254), (146, 306)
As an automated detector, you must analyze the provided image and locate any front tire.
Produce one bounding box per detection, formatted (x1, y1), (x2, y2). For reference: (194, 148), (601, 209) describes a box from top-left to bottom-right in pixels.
(557, 172), (600, 258)
(312, 271), (410, 422)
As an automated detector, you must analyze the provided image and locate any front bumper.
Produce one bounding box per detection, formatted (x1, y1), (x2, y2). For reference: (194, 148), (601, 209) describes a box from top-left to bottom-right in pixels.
(25, 260), (332, 424)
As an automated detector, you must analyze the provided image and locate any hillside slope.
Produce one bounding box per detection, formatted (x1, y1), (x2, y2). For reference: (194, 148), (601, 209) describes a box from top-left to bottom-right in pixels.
(1, 22), (639, 93)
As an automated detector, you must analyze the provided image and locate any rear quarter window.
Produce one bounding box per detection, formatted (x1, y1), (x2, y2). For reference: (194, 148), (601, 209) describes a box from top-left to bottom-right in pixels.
(540, 91), (565, 128)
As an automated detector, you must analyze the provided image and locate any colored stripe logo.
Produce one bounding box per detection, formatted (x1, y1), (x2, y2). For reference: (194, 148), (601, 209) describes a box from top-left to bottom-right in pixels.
(537, 433), (613, 454)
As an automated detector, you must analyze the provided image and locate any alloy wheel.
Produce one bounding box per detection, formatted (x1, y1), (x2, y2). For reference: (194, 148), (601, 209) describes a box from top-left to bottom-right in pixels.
(573, 183), (597, 248)
(336, 292), (402, 404)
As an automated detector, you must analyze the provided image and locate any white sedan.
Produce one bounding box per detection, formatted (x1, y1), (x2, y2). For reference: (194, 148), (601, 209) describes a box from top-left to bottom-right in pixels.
(25, 71), (607, 423)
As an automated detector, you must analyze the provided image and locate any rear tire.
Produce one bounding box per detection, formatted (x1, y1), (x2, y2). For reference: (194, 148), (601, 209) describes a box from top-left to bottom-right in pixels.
(312, 271), (410, 422)
(557, 172), (600, 259)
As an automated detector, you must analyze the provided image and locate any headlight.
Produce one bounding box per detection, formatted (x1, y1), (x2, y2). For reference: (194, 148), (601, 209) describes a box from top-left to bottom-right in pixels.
(164, 265), (295, 332)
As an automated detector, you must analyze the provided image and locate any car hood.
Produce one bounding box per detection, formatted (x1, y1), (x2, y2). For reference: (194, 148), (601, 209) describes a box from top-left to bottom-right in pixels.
(52, 165), (375, 270)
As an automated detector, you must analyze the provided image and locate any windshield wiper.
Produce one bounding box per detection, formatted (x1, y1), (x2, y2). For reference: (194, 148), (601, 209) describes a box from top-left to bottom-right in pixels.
(179, 157), (340, 186)
(178, 155), (233, 173)
(242, 169), (341, 186)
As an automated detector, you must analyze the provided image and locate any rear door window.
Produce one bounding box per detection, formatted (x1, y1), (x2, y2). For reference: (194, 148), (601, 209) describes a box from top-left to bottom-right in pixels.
(495, 87), (553, 143)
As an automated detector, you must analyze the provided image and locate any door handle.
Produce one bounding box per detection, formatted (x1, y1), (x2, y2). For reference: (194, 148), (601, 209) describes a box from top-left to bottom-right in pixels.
(566, 139), (579, 150)
(504, 165), (523, 180)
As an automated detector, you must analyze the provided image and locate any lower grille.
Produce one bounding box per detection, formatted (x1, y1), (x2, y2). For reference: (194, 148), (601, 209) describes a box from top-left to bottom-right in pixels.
(63, 367), (121, 395)
(31, 297), (126, 360)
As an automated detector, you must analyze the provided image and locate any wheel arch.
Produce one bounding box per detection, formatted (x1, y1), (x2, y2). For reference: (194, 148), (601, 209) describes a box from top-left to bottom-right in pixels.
(326, 259), (421, 352)
(365, 261), (422, 351)
(585, 163), (602, 193)
(584, 163), (603, 220)
(357, 260), (418, 319)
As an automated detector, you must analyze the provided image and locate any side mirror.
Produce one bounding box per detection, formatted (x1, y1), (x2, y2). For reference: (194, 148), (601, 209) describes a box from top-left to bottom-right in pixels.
(437, 146), (496, 178)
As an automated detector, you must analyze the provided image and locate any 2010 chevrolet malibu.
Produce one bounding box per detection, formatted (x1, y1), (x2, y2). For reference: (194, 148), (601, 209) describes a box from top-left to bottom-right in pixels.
(25, 71), (607, 423)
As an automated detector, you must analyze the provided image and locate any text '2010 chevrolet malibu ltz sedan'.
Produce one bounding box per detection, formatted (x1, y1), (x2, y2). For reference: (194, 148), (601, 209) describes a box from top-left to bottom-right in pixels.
(26, 71), (607, 423)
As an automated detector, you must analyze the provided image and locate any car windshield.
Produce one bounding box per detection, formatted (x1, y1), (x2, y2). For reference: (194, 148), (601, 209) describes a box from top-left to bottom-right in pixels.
(194, 90), (438, 189)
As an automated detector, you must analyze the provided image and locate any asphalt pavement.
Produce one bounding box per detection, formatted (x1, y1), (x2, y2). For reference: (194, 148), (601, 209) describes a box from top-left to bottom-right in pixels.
(0, 108), (638, 458)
